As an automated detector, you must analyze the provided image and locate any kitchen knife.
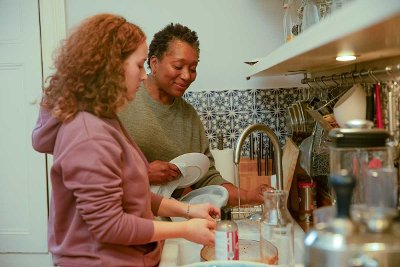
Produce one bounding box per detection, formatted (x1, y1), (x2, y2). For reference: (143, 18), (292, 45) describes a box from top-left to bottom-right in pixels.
(257, 139), (261, 176)
(269, 138), (275, 174)
(265, 140), (269, 176)
(249, 133), (254, 160)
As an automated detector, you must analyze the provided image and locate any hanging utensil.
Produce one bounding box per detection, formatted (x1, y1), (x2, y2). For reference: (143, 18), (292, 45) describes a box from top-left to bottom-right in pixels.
(365, 86), (375, 122)
(269, 139), (275, 174)
(368, 70), (383, 128)
(375, 83), (383, 128)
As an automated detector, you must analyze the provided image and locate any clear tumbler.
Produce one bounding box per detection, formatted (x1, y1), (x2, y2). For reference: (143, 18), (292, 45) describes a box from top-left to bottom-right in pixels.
(361, 167), (398, 232)
(260, 190), (294, 266)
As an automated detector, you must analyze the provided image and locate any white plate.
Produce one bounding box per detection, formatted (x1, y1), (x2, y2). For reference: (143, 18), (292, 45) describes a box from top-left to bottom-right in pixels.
(150, 153), (210, 198)
(170, 152), (210, 189)
(179, 185), (228, 207)
(150, 180), (180, 198)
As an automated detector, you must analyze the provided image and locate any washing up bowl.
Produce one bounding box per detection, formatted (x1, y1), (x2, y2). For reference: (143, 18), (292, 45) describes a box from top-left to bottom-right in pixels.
(159, 219), (305, 267)
(184, 260), (275, 267)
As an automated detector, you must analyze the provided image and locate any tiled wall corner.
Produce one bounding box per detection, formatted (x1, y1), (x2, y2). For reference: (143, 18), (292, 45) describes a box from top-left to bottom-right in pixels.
(184, 87), (304, 155)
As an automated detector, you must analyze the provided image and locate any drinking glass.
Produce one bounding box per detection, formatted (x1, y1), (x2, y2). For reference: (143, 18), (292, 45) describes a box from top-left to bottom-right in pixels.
(351, 167), (398, 232)
(364, 168), (398, 209)
(302, 0), (320, 31)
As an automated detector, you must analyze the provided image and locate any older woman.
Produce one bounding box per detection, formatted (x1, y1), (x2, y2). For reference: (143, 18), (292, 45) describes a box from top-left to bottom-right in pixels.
(119, 23), (269, 206)
(32, 14), (219, 267)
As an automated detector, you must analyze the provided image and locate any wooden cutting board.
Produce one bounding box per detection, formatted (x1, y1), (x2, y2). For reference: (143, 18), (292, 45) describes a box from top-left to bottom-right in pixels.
(282, 137), (300, 192)
(238, 158), (272, 191)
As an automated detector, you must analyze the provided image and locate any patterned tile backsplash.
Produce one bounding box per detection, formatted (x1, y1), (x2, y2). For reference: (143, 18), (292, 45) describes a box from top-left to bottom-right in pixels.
(184, 87), (304, 154)
(184, 86), (331, 193)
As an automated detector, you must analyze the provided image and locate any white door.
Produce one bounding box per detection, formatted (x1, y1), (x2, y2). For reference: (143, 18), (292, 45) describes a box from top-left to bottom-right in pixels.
(0, 0), (51, 265)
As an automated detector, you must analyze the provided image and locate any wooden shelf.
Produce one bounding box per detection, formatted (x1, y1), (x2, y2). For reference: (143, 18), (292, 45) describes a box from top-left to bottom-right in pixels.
(247, 0), (400, 78)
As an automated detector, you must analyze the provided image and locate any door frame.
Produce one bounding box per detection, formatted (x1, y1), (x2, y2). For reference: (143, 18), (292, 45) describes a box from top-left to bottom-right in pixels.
(39, 0), (66, 81)
(0, 1), (65, 265)
(38, 0), (66, 200)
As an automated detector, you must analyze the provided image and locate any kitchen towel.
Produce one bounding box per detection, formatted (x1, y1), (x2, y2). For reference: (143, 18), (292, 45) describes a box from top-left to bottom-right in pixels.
(211, 149), (236, 185)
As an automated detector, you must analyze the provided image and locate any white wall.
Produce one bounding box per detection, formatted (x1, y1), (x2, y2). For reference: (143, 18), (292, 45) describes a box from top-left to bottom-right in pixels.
(65, 0), (301, 91)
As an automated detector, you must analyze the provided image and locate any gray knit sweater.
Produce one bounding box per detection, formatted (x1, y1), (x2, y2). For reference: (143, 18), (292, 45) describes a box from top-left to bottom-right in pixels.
(118, 83), (227, 194)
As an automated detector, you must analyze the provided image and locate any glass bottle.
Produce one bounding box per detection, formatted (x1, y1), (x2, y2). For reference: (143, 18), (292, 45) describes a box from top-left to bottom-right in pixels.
(260, 190), (294, 266)
(215, 207), (239, 260)
(283, 0), (301, 42)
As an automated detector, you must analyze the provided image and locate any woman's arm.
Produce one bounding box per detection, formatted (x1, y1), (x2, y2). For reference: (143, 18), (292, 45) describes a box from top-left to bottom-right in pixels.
(151, 197), (220, 246)
(221, 183), (272, 206)
(150, 219), (216, 246)
(156, 197), (220, 220)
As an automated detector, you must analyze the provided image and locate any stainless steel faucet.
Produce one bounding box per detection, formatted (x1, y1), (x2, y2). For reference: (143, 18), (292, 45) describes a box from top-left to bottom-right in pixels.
(234, 123), (283, 191)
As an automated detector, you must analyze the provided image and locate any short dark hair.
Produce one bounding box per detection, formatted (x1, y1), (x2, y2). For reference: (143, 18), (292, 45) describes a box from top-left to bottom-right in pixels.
(147, 23), (200, 68)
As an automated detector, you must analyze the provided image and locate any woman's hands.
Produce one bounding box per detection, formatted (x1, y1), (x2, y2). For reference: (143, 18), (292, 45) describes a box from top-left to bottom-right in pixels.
(222, 183), (274, 206)
(187, 203), (220, 220)
(182, 218), (216, 246)
(148, 160), (180, 184)
(244, 184), (274, 204)
(152, 201), (219, 246)
(156, 196), (220, 220)
(181, 203), (220, 246)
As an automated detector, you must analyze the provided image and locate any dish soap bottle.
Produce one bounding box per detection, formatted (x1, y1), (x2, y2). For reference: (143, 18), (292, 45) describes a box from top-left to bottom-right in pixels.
(215, 207), (239, 260)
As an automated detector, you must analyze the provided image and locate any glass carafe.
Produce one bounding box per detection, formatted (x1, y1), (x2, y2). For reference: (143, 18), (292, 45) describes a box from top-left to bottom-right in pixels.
(328, 124), (395, 230)
(260, 190), (294, 266)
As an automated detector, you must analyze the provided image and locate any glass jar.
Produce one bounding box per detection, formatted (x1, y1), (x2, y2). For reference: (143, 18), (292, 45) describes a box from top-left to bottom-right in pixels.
(260, 190), (294, 266)
(328, 125), (394, 229)
(298, 181), (317, 223)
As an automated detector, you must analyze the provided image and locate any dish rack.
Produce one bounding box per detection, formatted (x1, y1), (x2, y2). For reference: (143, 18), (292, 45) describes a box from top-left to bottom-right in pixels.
(230, 204), (264, 220)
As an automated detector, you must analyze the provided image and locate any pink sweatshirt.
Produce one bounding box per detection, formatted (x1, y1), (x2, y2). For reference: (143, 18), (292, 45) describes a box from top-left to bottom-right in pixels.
(32, 108), (163, 267)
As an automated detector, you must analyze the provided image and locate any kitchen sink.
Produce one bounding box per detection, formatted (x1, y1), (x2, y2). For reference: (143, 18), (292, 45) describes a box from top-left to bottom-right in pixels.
(159, 219), (305, 267)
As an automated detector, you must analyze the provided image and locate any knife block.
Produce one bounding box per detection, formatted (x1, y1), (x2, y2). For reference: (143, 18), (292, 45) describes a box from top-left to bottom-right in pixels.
(238, 138), (300, 193)
(238, 157), (274, 191)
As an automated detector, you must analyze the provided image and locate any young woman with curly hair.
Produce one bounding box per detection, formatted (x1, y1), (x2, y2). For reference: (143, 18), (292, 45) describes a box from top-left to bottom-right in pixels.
(32, 14), (219, 267)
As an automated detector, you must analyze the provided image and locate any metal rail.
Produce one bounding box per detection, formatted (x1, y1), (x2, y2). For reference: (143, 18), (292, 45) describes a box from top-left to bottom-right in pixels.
(301, 64), (400, 85)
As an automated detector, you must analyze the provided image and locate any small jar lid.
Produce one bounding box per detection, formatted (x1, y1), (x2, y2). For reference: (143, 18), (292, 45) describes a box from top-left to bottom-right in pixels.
(221, 206), (232, 220)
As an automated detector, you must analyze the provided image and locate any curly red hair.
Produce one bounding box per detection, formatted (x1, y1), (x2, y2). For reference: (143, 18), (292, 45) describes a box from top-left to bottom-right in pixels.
(41, 13), (146, 121)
